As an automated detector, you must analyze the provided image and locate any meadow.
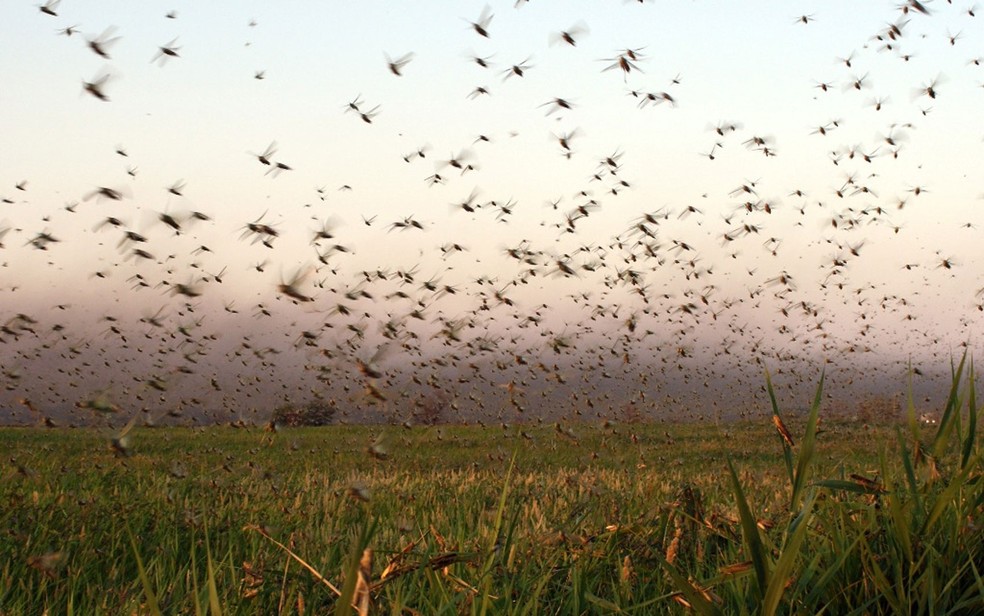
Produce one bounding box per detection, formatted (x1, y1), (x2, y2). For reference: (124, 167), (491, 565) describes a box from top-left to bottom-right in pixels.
(2, 366), (982, 615)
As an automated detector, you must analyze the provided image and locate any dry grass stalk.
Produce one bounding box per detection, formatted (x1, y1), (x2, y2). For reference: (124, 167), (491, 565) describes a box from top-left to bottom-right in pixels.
(242, 524), (341, 596)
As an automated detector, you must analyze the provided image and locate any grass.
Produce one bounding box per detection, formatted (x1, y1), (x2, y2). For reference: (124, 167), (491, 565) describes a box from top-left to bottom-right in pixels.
(1, 363), (981, 614)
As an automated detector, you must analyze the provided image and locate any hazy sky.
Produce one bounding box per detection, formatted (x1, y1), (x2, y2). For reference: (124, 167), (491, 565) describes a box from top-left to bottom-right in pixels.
(1, 1), (982, 424)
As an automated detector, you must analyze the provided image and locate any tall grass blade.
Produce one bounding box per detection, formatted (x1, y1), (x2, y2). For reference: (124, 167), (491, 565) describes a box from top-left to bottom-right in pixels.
(858, 533), (902, 613)
(886, 487), (913, 564)
(125, 524), (163, 616)
(803, 533), (862, 609)
(791, 370), (824, 508)
(653, 552), (723, 616)
(338, 520), (375, 616)
(727, 457), (769, 601)
(243, 524), (341, 595)
(896, 427), (923, 512)
(906, 359), (920, 441)
(765, 369), (794, 488)
(762, 490), (816, 616)
(932, 352), (966, 459)
(204, 526), (222, 616)
(585, 591), (623, 613)
(190, 531), (204, 616)
(920, 457), (978, 536)
(961, 359), (976, 470)
(478, 451), (516, 616)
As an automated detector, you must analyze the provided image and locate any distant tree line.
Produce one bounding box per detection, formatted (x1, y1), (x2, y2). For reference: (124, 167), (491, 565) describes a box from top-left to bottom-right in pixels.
(270, 399), (338, 427)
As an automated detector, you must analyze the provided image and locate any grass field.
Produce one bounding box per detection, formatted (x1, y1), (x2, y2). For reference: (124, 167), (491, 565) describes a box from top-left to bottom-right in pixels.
(2, 367), (982, 614)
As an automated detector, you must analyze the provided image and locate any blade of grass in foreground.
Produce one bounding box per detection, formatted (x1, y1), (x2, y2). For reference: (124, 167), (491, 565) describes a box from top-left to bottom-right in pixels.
(727, 457), (769, 602)
(920, 455), (980, 536)
(478, 451), (515, 616)
(762, 490), (816, 616)
(243, 524), (341, 595)
(896, 427), (923, 512)
(126, 524), (163, 616)
(190, 531), (204, 616)
(337, 518), (376, 616)
(204, 526), (222, 616)
(859, 531), (904, 612)
(885, 479), (914, 564)
(932, 352), (966, 460)
(765, 370), (795, 490)
(653, 552), (723, 616)
(906, 359), (919, 438)
(961, 360), (976, 470)
(585, 591), (624, 614)
(802, 533), (863, 609)
(766, 368), (824, 509)
(790, 370), (824, 509)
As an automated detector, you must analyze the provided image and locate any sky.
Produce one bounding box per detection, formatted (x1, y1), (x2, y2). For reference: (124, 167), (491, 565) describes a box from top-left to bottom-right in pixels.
(1, 0), (982, 426)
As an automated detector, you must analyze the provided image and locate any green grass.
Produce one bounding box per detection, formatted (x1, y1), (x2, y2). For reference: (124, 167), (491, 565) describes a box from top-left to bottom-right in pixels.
(1, 365), (981, 614)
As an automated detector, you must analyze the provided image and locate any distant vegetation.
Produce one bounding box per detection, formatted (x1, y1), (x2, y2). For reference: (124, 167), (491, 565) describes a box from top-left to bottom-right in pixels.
(270, 399), (339, 427)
